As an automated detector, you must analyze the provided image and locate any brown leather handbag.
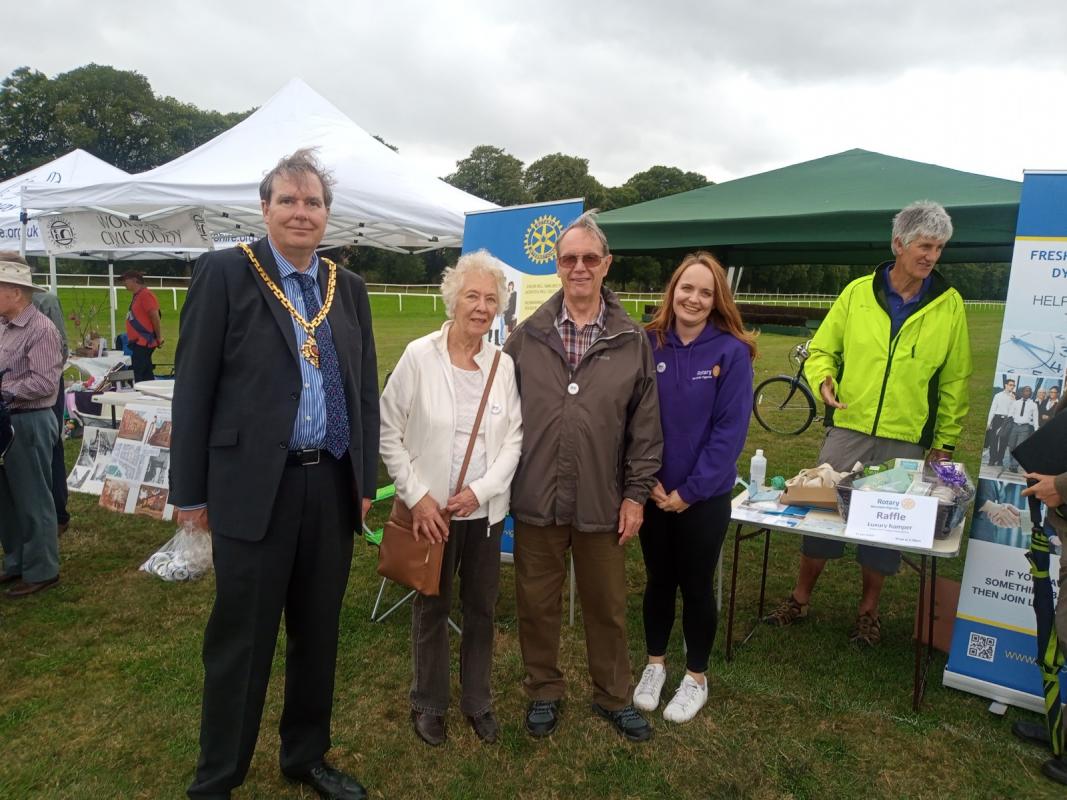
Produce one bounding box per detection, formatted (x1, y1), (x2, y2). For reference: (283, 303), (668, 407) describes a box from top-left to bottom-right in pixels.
(377, 351), (501, 596)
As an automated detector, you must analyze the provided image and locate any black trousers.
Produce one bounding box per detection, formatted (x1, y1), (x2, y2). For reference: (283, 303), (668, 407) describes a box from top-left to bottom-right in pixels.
(639, 491), (732, 674)
(130, 342), (156, 382)
(50, 376), (69, 525)
(187, 455), (356, 799)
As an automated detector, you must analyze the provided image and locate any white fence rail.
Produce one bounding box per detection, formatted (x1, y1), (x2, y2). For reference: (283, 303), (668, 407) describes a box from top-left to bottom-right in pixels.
(37, 275), (1007, 314)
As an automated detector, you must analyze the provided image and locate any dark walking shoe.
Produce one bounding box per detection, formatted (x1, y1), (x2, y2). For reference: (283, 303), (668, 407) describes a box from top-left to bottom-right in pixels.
(1042, 756), (1067, 786)
(411, 709), (447, 746)
(1012, 719), (1052, 749)
(592, 702), (653, 742)
(286, 761), (367, 800)
(525, 699), (559, 737)
(466, 710), (499, 743)
(5, 576), (59, 599)
(763, 595), (809, 626)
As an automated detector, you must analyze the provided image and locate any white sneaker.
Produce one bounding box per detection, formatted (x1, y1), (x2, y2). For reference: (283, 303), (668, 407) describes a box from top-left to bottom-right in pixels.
(663, 674), (708, 723)
(633, 663), (667, 711)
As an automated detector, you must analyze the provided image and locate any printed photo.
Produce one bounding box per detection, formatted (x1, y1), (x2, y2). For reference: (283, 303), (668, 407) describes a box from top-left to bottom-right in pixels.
(995, 330), (1067, 379)
(117, 408), (149, 442)
(980, 374), (1062, 477)
(99, 477), (132, 513)
(142, 449), (171, 487)
(146, 417), (172, 448)
(971, 478), (1043, 550)
(134, 485), (169, 519)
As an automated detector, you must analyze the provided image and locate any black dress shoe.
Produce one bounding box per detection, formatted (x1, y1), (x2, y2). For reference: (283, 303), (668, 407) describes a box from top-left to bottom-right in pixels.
(466, 710), (499, 743)
(0, 571), (21, 585)
(525, 699), (559, 737)
(1043, 756), (1067, 786)
(5, 576), (59, 599)
(1012, 718), (1052, 749)
(286, 762), (367, 800)
(592, 702), (653, 742)
(411, 709), (447, 746)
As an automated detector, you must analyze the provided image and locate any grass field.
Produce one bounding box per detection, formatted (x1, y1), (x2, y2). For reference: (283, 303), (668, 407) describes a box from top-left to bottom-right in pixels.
(2, 300), (1061, 799)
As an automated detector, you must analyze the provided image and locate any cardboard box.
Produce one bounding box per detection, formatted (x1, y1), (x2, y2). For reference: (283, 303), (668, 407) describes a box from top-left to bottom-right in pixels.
(776, 486), (840, 509)
(780, 485), (839, 510)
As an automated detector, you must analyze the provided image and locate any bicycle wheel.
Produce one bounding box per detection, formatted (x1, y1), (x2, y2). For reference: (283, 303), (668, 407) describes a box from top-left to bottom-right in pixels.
(753, 376), (816, 435)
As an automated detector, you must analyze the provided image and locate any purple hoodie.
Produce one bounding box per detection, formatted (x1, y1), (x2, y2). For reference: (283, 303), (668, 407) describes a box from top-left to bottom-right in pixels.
(649, 324), (753, 504)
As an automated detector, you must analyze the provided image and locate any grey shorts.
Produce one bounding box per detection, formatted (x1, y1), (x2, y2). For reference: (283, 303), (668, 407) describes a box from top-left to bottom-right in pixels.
(800, 427), (925, 576)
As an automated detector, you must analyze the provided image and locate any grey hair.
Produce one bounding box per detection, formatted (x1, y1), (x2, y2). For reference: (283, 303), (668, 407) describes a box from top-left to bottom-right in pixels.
(891, 201), (953, 252)
(440, 249), (509, 319)
(555, 209), (609, 257)
(259, 147), (336, 209)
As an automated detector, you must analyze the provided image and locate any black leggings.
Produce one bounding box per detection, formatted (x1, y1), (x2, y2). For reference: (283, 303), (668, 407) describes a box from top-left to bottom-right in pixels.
(639, 491), (732, 673)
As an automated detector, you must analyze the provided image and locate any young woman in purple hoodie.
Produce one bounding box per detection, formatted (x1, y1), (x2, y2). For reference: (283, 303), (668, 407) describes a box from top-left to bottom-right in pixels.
(633, 251), (756, 723)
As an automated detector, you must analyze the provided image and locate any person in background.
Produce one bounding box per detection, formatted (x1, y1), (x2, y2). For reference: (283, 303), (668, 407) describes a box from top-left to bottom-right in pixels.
(10, 253), (72, 536)
(764, 200), (971, 646)
(986, 378), (1015, 466)
(633, 251), (755, 724)
(379, 250), (523, 747)
(0, 257), (64, 597)
(121, 269), (163, 382)
(1005, 386), (1039, 472)
(504, 280), (517, 336)
(1040, 385), (1060, 428)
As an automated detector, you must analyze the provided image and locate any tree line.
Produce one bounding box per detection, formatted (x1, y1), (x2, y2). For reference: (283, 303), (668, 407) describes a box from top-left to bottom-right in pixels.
(1, 65), (1009, 299)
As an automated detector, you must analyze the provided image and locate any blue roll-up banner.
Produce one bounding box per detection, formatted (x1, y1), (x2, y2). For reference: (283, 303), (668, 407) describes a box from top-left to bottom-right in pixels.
(943, 171), (1067, 711)
(462, 199), (585, 336)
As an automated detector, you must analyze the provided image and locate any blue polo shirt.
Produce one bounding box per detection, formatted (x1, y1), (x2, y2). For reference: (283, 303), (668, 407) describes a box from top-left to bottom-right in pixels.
(885, 268), (932, 339)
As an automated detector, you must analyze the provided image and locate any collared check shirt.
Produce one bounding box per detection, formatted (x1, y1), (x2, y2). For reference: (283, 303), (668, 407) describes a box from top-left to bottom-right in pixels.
(0, 303), (63, 410)
(554, 298), (606, 370)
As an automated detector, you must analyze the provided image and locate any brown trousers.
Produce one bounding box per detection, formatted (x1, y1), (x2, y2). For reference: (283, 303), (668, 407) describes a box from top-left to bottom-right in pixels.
(514, 521), (633, 710)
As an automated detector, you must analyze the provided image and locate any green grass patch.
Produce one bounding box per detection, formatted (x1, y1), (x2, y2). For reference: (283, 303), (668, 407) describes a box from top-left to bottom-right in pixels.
(2, 305), (1060, 798)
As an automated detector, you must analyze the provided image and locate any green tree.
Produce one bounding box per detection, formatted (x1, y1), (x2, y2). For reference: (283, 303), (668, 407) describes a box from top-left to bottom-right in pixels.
(523, 153), (606, 208)
(623, 165), (710, 204)
(444, 145), (527, 206)
(0, 64), (253, 179)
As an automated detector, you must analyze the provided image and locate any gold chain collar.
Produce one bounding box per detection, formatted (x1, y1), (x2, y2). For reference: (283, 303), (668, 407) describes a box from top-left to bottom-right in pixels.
(240, 242), (337, 369)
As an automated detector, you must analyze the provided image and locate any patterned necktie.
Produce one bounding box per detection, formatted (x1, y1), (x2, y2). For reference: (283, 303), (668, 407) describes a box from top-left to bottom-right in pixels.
(293, 272), (350, 459)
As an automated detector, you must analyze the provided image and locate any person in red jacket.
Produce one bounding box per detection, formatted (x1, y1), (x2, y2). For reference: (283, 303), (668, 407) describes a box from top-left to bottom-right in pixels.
(121, 270), (163, 381)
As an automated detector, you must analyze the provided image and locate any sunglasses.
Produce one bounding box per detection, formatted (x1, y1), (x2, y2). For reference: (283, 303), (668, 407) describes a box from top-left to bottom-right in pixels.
(558, 253), (604, 269)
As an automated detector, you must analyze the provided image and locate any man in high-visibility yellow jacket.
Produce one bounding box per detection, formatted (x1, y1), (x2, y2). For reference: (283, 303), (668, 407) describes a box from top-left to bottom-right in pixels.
(764, 200), (972, 645)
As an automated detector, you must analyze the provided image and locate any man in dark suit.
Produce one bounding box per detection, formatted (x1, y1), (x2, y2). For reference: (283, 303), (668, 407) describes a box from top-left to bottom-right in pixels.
(171, 149), (378, 800)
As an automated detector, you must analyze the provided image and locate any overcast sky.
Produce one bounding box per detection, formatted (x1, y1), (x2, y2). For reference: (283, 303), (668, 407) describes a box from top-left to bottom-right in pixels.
(5, 1), (1065, 187)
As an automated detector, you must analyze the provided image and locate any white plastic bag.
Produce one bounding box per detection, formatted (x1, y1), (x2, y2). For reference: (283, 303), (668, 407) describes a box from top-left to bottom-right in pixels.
(140, 522), (213, 581)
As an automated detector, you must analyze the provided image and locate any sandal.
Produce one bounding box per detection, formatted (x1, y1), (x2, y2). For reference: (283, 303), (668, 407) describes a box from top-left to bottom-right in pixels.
(762, 594), (810, 626)
(849, 611), (881, 646)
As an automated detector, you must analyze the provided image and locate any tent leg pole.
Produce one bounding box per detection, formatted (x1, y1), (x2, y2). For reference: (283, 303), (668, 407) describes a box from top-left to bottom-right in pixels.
(108, 261), (116, 349)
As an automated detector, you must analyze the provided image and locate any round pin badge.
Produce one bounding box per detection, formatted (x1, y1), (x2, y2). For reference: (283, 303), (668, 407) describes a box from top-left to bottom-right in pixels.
(656, 362), (666, 373)
(567, 382), (579, 395)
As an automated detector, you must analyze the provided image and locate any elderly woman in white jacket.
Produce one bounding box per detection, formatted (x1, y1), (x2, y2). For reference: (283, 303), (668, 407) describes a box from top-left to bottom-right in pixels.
(379, 250), (523, 748)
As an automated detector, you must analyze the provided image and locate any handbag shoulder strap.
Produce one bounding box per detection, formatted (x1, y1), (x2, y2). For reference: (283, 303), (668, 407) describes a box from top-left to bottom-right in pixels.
(454, 350), (501, 495)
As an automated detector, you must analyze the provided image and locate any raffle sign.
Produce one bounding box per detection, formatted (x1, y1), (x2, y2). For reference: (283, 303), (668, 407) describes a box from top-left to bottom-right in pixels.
(462, 199), (585, 330)
(943, 171), (1067, 711)
(845, 492), (937, 549)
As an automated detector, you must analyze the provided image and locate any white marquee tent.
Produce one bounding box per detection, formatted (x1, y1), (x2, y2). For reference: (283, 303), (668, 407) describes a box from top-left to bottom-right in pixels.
(21, 78), (495, 253)
(0, 149), (129, 253)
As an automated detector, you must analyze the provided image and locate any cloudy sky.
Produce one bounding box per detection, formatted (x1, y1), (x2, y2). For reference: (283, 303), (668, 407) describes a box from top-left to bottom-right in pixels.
(5, 1), (1065, 187)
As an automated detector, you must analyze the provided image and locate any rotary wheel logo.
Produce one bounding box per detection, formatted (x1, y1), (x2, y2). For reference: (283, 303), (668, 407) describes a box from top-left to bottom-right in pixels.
(523, 214), (563, 264)
(901, 498), (916, 510)
(47, 218), (76, 249)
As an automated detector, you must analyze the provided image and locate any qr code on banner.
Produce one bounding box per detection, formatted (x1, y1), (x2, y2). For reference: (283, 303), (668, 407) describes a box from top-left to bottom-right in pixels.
(968, 632), (997, 662)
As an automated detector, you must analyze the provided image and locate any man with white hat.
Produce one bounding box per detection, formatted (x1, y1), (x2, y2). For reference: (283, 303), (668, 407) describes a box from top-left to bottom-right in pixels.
(0, 255), (64, 598)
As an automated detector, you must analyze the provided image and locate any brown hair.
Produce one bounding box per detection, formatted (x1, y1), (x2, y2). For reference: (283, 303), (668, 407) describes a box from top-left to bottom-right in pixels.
(645, 250), (757, 359)
(259, 147), (335, 209)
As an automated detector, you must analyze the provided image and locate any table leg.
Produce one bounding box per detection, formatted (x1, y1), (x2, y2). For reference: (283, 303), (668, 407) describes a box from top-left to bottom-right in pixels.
(913, 554), (928, 711)
(726, 523), (743, 662)
(758, 530), (771, 619)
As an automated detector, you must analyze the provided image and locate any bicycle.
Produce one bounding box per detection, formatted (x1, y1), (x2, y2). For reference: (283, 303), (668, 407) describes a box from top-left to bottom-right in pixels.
(752, 340), (818, 435)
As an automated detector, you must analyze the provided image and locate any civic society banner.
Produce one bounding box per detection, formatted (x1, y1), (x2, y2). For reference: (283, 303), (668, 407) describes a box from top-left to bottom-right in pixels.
(41, 209), (213, 254)
(462, 200), (585, 331)
(943, 170), (1067, 712)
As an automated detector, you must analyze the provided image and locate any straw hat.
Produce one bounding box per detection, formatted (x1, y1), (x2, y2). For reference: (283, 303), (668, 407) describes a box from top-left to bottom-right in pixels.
(0, 260), (46, 293)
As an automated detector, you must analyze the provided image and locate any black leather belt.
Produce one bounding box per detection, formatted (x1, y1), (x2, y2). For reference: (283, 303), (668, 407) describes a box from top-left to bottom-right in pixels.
(286, 448), (325, 466)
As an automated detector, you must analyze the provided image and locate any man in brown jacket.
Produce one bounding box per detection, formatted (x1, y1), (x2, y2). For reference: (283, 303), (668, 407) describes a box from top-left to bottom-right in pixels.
(503, 211), (662, 742)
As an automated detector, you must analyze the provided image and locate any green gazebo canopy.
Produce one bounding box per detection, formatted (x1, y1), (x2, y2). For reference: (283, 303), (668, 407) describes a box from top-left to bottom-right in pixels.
(597, 149), (1021, 265)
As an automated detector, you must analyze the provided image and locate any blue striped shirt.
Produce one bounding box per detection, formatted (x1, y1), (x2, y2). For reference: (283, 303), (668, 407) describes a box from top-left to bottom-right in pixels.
(268, 237), (330, 450)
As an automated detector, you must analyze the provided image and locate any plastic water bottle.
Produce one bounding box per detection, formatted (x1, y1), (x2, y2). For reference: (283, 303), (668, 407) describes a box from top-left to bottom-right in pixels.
(750, 449), (767, 493)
